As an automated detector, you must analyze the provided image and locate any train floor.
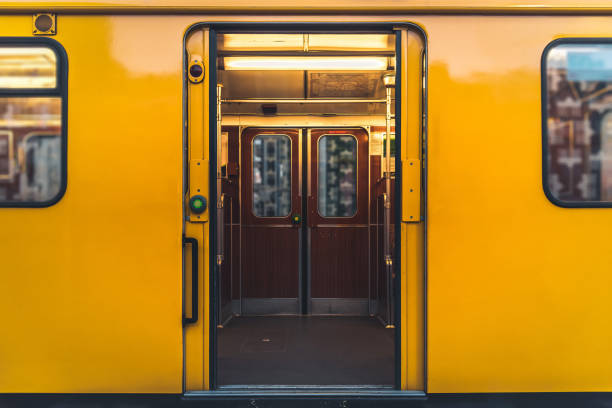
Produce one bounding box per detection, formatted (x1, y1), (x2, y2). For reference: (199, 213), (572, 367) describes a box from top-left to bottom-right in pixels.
(217, 315), (395, 386)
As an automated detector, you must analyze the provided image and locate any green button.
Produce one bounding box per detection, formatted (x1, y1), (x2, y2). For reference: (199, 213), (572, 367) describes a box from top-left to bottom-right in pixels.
(189, 195), (207, 214)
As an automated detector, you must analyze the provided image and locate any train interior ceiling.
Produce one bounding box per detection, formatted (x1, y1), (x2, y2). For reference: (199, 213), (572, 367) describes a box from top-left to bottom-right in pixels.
(213, 32), (397, 387)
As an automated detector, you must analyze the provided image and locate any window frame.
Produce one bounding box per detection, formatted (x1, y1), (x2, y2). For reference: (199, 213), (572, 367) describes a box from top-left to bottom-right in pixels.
(542, 37), (612, 208)
(0, 37), (68, 208)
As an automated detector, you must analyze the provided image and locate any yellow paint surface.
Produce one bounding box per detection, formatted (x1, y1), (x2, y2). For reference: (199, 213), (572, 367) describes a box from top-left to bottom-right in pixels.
(0, 15), (197, 393)
(1, 9), (610, 395)
(400, 28), (425, 391)
(422, 15), (612, 392)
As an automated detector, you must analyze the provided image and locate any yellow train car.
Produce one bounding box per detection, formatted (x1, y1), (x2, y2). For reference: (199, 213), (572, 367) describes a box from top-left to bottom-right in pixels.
(1, 1), (612, 406)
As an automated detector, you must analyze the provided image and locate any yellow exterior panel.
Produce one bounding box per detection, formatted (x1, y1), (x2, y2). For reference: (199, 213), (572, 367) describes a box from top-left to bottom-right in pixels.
(1, 10), (611, 395)
(0, 15), (199, 393)
(423, 15), (612, 392)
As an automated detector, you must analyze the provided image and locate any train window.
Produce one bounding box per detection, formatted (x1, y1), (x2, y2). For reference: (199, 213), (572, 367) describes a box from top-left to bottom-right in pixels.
(318, 134), (357, 217)
(252, 134), (291, 217)
(0, 40), (66, 207)
(543, 40), (612, 206)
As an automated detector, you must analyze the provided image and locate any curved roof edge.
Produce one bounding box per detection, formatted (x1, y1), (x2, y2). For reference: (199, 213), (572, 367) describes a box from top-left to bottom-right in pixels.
(1, 1), (612, 14)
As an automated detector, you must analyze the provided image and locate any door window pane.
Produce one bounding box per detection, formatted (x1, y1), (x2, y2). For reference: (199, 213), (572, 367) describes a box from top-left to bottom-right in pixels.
(252, 134), (291, 217)
(318, 134), (357, 217)
(0, 98), (62, 203)
(544, 42), (612, 203)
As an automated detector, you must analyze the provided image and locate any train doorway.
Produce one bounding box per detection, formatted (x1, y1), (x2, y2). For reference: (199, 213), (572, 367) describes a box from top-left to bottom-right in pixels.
(217, 123), (393, 386)
(215, 31), (396, 387)
(184, 24), (425, 392)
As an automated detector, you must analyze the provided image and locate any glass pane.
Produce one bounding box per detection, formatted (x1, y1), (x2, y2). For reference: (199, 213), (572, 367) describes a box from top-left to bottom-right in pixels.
(318, 134), (357, 217)
(252, 134), (291, 217)
(0, 98), (62, 203)
(545, 43), (612, 202)
(0, 47), (57, 88)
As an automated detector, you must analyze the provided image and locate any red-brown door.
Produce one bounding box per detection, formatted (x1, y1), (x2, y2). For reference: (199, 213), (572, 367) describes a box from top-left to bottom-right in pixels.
(240, 128), (301, 314)
(308, 128), (369, 314)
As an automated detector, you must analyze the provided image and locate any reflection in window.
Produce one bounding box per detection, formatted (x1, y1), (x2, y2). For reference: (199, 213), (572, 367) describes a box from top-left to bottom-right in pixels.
(0, 98), (62, 202)
(0, 47), (57, 88)
(318, 135), (357, 217)
(22, 135), (61, 201)
(252, 134), (291, 217)
(0, 131), (11, 178)
(545, 43), (612, 203)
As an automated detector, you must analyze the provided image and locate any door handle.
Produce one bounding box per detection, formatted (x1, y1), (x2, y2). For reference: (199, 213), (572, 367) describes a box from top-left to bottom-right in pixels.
(183, 236), (198, 325)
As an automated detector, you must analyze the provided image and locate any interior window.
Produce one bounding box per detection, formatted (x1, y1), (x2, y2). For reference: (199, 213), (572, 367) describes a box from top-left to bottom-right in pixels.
(318, 134), (357, 217)
(544, 42), (612, 205)
(252, 134), (291, 217)
(0, 41), (65, 207)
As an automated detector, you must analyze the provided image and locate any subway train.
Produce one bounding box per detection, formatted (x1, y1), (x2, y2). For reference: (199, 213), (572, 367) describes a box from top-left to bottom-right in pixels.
(1, 1), (612, 406)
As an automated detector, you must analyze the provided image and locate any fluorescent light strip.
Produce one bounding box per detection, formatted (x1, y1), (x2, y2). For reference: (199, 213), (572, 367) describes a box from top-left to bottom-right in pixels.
(223, 56), (389, 71)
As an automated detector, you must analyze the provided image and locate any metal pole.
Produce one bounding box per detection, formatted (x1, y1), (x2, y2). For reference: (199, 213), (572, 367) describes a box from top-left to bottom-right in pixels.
(221, 98), (386, 104)
(216, 84), (224, 268)
(384, 80), (394, 328)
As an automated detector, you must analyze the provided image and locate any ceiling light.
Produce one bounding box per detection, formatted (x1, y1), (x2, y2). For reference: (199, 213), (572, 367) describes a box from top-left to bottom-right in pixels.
(223, 56), (389, 71)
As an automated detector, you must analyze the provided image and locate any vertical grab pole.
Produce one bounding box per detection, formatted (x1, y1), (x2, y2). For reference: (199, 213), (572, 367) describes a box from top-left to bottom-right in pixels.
(216, 84), (225, 327)
(384, 74), (395, 328)
(216, 84), (225, 266)
(216, 84), (224, 268)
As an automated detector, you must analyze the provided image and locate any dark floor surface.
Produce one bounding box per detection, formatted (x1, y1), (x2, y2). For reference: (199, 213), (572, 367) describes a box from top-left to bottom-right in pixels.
(217, 316), (395, 386)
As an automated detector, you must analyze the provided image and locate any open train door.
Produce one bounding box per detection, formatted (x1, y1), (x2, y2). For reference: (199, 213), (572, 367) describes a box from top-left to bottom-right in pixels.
(182, 23), (425, 393)
(395, 26), (426, 391)
(183, 25), (215, 391)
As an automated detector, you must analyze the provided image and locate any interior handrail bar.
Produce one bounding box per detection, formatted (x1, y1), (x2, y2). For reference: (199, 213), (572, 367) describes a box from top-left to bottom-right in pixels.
(221, 98), (388, 104)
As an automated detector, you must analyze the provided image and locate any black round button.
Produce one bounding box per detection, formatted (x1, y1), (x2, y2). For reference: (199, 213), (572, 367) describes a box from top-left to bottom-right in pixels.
(189, 64), (203, 79)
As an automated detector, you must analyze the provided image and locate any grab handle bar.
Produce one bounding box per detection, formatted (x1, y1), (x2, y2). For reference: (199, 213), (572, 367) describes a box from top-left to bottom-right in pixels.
(183, 236), (198, 325)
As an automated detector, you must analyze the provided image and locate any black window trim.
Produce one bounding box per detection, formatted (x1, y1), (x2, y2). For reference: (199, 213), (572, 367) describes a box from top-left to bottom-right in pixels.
(0, 37), (68, 208)
(542, 37), (612, 208)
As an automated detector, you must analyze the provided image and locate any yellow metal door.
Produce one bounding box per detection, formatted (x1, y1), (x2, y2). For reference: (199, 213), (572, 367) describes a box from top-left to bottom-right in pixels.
(184, 25), (212, 391)
(397, 27), (426, 391)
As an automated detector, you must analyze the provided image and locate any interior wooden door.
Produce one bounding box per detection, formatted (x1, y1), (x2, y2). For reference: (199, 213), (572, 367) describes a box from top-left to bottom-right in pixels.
(240, 128), (301, 315)
(308, 128), (370, 315)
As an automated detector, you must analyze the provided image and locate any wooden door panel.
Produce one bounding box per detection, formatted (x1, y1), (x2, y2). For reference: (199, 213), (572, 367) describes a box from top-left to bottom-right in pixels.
(240, 128), (301, 308)
(309, 128), (370, 312)
(310, 227), (369, 298)
(242, 226), (299, 298)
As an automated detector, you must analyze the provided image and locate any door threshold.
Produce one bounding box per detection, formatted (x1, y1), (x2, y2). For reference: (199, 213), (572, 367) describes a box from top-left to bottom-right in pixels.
(184, 386), (426, 398)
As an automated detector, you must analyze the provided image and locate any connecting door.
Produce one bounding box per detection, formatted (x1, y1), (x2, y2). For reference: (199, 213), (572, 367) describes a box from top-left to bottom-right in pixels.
(240, 128), (302, 314)
(308, 128), (370, 314)
(239, 127), (370, 315)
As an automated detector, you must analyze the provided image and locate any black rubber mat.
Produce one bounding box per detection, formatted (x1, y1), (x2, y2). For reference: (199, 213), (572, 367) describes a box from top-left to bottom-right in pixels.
(218, 316), (395, 386)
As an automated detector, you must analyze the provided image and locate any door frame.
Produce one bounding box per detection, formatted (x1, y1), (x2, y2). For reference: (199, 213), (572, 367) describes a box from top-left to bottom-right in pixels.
(183, 21), (427, 393)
